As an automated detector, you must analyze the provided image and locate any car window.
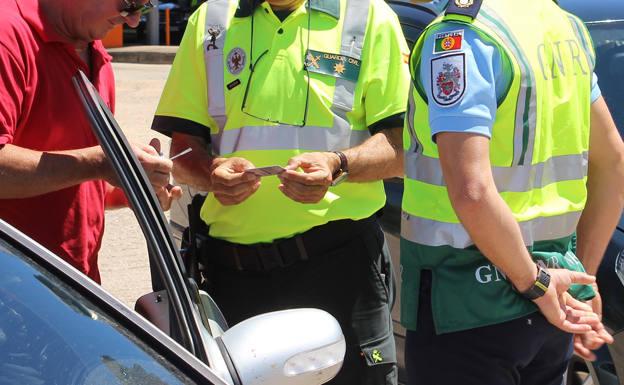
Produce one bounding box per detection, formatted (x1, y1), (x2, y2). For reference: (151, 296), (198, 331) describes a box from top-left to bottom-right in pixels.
(0, 239), (203, 385)
(587, 21), (624, 135)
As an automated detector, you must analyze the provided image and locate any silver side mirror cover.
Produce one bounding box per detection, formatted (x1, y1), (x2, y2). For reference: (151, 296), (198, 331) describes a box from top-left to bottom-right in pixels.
(219, 308), (345, 385)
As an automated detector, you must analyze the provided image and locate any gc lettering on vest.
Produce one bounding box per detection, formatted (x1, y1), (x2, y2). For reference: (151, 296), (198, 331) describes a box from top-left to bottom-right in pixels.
(474, 264), (507, 284)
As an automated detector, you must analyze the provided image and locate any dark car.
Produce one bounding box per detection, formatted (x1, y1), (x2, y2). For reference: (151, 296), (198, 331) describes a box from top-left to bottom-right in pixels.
(132, 2), (193, 45)
(0, 72), (347, 385)
(170, 1), (624, 384)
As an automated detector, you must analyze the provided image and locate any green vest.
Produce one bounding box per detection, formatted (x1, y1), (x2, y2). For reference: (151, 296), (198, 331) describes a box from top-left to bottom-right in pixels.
(158, 0), (409, 244)
(401, 0), (596, 333)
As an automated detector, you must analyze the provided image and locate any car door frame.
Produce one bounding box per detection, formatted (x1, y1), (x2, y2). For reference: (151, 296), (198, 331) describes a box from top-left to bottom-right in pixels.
(72, 70), (210, 363)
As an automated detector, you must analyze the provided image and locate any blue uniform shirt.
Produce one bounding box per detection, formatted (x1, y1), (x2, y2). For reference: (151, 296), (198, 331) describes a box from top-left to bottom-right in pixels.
(418, 22), (601, 139)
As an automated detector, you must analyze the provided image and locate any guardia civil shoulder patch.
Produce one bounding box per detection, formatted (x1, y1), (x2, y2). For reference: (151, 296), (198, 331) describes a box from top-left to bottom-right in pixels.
(433, 30), (464, 54)
(431, 53), (466, 107)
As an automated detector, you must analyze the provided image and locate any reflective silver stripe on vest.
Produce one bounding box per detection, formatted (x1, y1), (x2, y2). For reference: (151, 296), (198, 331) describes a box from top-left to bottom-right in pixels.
(203, 0), (231, 131)
(567, 15), (596, 71)
(212, 124), (369, 154)
(405, 151), (588, 193)
(480, 7), (537, 166)
(206, 0), (372, 156)
(331, 0), (370, 125)
(401, 211), (582, 249)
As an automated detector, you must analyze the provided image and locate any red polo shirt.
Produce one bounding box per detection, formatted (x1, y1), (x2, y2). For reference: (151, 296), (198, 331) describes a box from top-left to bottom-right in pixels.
(0, 0), (116, 282)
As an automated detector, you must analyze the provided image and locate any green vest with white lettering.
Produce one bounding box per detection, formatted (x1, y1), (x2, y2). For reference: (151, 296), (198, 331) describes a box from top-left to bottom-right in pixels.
(401, 0), (595, 333)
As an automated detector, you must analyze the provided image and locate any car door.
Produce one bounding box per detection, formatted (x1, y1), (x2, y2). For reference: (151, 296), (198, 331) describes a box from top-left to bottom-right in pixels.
(72, 70), (239, 384)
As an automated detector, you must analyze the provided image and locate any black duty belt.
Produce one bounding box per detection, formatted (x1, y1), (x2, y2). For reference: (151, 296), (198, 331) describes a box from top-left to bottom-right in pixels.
(206, 215), (378, 273)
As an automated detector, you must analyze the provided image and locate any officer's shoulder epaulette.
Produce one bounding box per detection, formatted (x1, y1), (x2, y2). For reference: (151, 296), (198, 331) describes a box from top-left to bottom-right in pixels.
(444, 0), (484, 21)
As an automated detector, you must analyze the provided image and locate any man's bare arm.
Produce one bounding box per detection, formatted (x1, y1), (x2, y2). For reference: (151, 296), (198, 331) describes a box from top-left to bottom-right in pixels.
(576, 97), (624, 275)
(0, 144), (109, 198)
(437, 132), (597, 334)
(170, 132), (215, 191)
(278, 127), (403, 204)
(437, 133), (538, 288)
(0, 141), (175, 201)
(342, 126), (404, 182)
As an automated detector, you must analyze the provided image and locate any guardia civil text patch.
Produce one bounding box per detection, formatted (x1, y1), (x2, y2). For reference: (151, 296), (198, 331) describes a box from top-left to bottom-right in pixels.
(433, 30), (464, 54)
(431, 53), (466, 107)
(304, 50), (361, 83)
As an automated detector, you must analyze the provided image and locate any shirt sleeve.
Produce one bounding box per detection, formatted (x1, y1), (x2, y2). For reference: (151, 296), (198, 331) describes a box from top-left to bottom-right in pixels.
(361, 1), (411, 128)
(418, 22), (511, 139)
(591, 72), (601, 103)
(151, 9), (213, 139)
(0, 42), (26, 145)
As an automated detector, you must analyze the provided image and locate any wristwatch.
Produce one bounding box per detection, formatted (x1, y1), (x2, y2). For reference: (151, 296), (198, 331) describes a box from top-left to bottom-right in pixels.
(519, 265), (551, 300)
(330, 151), (349, 186)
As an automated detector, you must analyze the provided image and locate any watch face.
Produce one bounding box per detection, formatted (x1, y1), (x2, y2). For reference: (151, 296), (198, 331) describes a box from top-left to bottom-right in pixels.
(330, 172), (348, 187)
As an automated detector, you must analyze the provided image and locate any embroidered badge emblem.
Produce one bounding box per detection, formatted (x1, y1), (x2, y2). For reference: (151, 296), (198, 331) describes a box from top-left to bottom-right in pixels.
(431, 53), (466, 107)
(305, 52), (321, 69)
(433, 30), (464, 54)
(333, 62), (346, 75)
(227, 48), (246, 75)
(371, 349), (383, 363)
(455, 0), (474, 8)
(206, 25), (223, 51)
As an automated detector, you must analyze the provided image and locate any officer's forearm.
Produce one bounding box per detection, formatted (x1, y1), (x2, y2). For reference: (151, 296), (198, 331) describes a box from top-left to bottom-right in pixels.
(576, 169), (624, 275)
(576, 98), (624, 275)
(438, 132), (537, 292)
(342, 127), (403, 182)
(170, 132), (215, 192)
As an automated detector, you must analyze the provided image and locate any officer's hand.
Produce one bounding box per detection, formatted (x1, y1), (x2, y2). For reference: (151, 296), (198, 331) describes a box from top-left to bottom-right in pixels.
(210, 157), (261, 206)
(278, 152), (336, 204)
(532, 269), (602, 334)
(154, 183), (183, 211)
(573, 284), (614, 361)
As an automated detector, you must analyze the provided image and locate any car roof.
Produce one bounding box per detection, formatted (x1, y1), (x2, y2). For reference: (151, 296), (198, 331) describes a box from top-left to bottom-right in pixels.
(558, 0), (624, 23)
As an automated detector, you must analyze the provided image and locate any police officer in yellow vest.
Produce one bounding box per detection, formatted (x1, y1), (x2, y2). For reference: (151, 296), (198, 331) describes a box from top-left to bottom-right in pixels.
(401, 0), (624, 384)
(151, 0), (410, 383)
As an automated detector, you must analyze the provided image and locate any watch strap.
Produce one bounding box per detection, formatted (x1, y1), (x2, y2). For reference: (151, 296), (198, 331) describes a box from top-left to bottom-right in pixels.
(519, 265), (551, 300)
(331, 151), (348, 178)
(330, 151), (348, 186)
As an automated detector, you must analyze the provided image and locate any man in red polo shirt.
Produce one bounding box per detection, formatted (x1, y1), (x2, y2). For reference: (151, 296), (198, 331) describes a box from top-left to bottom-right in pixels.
(0, 0), (180, 283)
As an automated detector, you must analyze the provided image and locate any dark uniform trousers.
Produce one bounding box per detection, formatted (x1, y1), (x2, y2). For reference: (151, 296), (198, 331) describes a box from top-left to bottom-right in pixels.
(201, 215), (398, 385)
(405, 271), (574, 385)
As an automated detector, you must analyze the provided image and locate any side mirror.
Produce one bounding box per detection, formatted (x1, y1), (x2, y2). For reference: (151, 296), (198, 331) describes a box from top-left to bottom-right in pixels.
(219, 309), (345, 385)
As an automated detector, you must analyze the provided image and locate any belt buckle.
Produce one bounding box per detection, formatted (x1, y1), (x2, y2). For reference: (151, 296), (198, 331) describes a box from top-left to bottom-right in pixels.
(256, 243), (284, 271)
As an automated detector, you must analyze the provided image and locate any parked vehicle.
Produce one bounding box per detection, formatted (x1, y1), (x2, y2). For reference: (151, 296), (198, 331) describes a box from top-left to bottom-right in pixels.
(134, 2), (193, 45)
(170, 1), (624, 384)
(0, 71), (347, 385)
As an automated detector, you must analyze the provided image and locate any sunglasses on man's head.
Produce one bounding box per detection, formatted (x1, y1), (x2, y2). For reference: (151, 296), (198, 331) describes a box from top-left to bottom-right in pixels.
(119, 0), (155, 17)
